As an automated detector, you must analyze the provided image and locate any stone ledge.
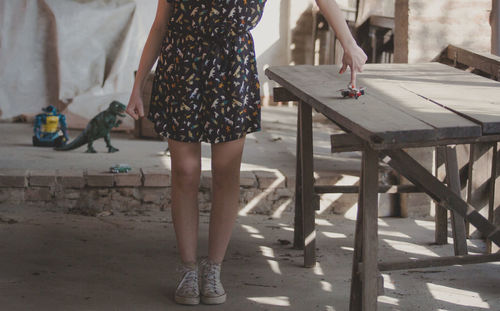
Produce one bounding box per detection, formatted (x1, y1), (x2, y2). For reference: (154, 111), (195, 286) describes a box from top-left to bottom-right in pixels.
(0, 169), (27, 188)
(0, 168), (304, 190)
(0, 168), (362, 216)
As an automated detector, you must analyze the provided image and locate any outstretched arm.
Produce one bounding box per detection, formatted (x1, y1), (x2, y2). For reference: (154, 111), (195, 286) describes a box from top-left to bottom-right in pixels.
(127, 0), (173, 120)
(315, 0), (367, 87)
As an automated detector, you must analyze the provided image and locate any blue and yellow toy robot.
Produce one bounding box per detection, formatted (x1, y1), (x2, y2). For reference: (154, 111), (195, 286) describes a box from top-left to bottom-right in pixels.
(33, 105), (69, 147)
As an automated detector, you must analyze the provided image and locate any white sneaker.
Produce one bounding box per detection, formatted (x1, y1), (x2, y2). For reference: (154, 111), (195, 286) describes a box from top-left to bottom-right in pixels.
(174, 262), (200, 305)
(200, 258), (227, 304)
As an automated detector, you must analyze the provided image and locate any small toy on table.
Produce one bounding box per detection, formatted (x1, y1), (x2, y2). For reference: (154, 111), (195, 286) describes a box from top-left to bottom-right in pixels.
(339, 84), (366, 99)
(33, 105), (69, 147)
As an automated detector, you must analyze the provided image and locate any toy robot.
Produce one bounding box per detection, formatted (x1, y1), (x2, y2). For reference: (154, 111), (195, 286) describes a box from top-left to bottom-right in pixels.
(33, 105), (69, 147)
(339, 84), (366, 99)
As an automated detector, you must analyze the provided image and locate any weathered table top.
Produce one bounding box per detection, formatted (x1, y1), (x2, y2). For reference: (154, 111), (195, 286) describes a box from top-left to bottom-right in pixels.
(265, 63), (500, 148)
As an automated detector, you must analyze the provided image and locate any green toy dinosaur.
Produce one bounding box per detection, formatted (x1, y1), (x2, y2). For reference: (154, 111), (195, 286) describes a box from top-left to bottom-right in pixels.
(54, 101), (126, 153)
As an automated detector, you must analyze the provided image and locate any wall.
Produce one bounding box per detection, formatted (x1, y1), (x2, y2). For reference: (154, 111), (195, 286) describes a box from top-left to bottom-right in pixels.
(395, 0), (492, 63)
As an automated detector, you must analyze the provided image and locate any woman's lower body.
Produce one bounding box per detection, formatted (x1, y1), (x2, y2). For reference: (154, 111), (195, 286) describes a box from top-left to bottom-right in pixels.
(169, 135), (246, 304)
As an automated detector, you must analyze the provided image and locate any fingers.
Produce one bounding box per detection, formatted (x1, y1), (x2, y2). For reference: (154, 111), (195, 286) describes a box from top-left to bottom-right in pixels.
(138, 103), (145, 118)
(126, 105), (138, 120)
(350, 68), (357, 88)
(339, 63), (347, 74)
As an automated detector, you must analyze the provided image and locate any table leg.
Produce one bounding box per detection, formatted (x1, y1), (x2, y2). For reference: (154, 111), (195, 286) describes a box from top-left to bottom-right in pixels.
(467, 143), (494, 238)
(294, 102), (304, 250)
(299, 101), (316, 268)
(349, 169), (364, 311)
(361, 147), (379, 310)
(435, 147), (449, 245)
(445, 146), (468, 255)
(489, 143), (500, 253)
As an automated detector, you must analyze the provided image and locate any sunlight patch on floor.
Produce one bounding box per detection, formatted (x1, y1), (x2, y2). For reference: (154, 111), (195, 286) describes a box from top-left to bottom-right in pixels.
(322, 231), (347, 239)
(378, 230), (411, 239)
(320, 280), (333, 292)
(315, 218), (334, 226)
(413, 219), (435, 231)
(382, 273), (396, 290)
(313, 262), (325, 276)
(271, 198), (292, 219)
(259, 246), (282, 275)
(427, 283), (490, 309)
(382, 239), (440, 257)
(247, 296), (290, 306)
(378, 295), (400, 306)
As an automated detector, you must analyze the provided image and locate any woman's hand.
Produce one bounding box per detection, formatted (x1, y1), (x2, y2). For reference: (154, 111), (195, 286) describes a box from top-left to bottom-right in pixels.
(339, 42), (368, 88)
(126, 88), (145, 121)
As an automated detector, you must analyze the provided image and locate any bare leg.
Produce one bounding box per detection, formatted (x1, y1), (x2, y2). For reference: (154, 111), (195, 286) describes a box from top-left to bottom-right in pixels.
(168, 138), (202, 264)
(208, 136), (246, 264)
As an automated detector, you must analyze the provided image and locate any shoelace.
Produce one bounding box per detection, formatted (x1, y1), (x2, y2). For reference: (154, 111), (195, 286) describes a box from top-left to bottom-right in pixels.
(201, 260), (221, 294)
(177, 268), (199, 296)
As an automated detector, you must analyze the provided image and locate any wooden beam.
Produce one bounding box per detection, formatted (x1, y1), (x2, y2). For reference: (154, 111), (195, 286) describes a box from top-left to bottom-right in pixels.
(467, 143), (494, 238)
(349, 169), (364, 311)
(293, 103), (304, 250)
(445, 45), (500, 80)
(272, 87), (300, 102)
(383, 149), (500, 247)
(435, 147), (449, 245)
(331, 133), (500, 152)
(361, 147), (379, 310)
(489, 143), (500, 253)
(378, 253), (500, 272)
(314, 184), (421, 194)
(300, 101), (316, 268)
(445, 146), (468, 255)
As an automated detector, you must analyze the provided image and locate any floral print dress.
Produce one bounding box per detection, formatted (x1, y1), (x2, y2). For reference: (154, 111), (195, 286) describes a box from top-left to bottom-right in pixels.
(147, 0), (267, 143)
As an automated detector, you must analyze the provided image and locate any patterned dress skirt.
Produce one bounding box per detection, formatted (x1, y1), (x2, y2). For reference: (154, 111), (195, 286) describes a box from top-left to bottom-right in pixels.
(147, 0), (267, 143)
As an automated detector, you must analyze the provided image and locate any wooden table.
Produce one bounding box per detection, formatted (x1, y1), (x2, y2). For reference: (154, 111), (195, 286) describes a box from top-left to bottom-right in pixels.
(265, 63), (500, 310)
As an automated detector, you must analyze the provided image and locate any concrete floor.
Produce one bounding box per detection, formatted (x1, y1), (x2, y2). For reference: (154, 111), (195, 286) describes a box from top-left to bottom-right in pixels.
(0, 204), (499, 311)
(0, 106), (361, 176)
(1, 106), (499, 310)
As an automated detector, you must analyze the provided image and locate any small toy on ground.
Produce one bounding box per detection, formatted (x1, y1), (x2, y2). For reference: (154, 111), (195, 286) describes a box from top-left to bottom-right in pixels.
(339, 84), (366, 99)
(54, 101), (126, 153)
(109, 164), (132, 173)
(33, 105), (69, 147)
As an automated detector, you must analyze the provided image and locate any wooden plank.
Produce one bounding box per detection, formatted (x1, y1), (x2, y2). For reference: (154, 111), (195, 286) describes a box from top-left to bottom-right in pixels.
(331, 133), (364, 152)
(467, 143), (494, 238)
(332, 132), (500, 152)
(445, 146), (468, 255)
(369, 15), (395, 30)
(361, 147), (379, 311)
(388, 63), (500, 134)
(273, 87), (300, 102)
(446, 45), (500, 80)
(265, 65), (480, 147)
(435, 147), (449, 245)
(378, 253), (500, 272)
(382, 150), (500, 247)
(300, 101), (316, 268)
(294, 102), (304, 250)
(314, 184), (421, 194)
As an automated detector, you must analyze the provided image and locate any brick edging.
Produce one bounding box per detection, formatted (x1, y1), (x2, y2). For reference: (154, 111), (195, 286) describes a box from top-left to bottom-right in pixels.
(0, 168), (297, 215)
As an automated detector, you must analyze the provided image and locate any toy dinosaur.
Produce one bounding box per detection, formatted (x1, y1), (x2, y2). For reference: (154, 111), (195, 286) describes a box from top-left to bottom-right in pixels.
(54, 101), (126, 153)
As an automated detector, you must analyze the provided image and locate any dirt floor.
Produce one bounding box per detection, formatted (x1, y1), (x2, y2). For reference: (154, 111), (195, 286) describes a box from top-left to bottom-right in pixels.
(0, 204), (499, 311)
